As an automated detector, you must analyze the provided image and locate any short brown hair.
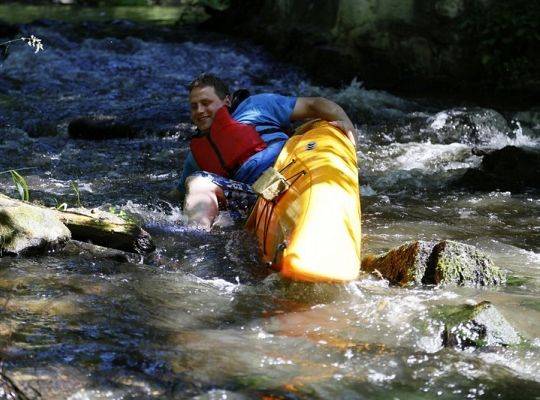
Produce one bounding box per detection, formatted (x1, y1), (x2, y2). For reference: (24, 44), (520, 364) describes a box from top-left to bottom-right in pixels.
(188, 73), (230, 99)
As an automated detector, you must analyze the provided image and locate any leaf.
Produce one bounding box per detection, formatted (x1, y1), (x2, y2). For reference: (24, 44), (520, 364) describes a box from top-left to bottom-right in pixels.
(70, 180), (81, 207)
(10, 170), (29, 201)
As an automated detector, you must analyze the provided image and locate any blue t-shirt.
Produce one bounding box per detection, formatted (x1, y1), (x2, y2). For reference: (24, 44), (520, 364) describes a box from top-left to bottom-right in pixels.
(178, 93), (297, 194)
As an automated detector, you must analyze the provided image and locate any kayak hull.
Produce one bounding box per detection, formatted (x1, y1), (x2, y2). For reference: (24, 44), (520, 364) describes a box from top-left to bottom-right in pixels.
(246, 121), (361, 282)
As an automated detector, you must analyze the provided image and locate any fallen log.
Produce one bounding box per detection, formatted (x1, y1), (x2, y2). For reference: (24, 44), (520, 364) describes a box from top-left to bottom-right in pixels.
(0, 193), (155, 255)
(54, 207), (155, 255)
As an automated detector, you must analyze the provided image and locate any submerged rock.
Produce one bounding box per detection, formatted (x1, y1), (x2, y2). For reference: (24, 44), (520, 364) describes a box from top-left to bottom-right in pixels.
(434, 301), (521, 348)
(0, 195), (71, 255)
(457, 145), (540, 192)
(362, 240), (505, 286)
(62, 240), (143, 263)
(512, 109), (540, 131)
(68, 116), (137, 140)
(428, 108), (511, 145)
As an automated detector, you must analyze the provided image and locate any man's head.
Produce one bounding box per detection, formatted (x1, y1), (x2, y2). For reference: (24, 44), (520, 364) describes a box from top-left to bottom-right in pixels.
(188, 73), (231, 132)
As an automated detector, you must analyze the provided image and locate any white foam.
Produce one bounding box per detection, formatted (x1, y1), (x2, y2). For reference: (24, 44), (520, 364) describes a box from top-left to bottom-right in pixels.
(486, 121), (539, 148)
(360, 184), (377, 196)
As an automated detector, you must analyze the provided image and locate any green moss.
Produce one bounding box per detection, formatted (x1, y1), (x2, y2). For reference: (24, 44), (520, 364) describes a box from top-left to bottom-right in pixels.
(235, 373), (275, 390)
(430, 303), (478, 327)
(434, 241), (505, 286)
(506, 275), (530, 287)
(433, 302), (521, 348)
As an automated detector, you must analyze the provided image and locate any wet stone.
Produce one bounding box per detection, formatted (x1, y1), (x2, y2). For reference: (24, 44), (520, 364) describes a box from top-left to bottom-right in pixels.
(434, 301), (521, 348)
(0, 195), (71, 255)
(61, 240), (143, 263)
(457, 145), (540, 192)
(429, 108), (511, 145)
(361, 240), (436, 285)
(362, 240), (506, 286)
(512, 109), (540, 130)
(430, 240), (506, 286)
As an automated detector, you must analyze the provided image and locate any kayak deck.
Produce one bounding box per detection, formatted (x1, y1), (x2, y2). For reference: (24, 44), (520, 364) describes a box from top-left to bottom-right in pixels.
(246, 120), (361, 282)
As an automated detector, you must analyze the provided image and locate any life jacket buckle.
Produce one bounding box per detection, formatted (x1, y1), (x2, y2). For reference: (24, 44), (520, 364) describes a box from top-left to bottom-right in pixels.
(252, 167), (290, 201)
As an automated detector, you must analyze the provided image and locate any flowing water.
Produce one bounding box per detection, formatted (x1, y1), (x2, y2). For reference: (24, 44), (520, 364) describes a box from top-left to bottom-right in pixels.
(0, 6), (539, 399)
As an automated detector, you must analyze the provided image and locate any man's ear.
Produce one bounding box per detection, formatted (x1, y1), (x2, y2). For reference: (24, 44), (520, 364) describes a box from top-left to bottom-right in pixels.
(224, 95), (231, 107)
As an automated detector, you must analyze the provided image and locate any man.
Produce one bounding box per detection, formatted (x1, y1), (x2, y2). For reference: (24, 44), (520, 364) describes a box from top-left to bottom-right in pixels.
(178, 73), (356, 230)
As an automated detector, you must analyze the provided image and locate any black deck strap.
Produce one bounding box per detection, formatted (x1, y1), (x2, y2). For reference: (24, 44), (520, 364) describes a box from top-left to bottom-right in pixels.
(257, 158), (306, 262)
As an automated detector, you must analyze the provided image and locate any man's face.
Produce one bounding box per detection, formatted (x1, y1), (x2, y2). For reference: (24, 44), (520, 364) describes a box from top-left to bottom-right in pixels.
(189, 85), (230, 132)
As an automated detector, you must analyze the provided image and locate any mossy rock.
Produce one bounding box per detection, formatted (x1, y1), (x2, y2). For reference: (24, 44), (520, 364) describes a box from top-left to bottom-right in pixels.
(0, 201), (71, 255)
(362, 240), (505, 286)
(431, 240), (506, 286)
(433, 301), (521, 348)
(362, 241), (436, 285)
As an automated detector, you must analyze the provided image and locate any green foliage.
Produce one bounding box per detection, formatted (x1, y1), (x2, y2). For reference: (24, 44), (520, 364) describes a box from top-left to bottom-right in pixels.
(197, 0), (230, 10)
(459, 1), (540, 87)
(0, 170), (30, 201)
(75, 0), (229, 6)
(10, 170), (29, 201)
(105, 0), (149, 5)
(108, 206), (135, 223)
(56, 202), (69, 211)
(70, 181), (82, 207)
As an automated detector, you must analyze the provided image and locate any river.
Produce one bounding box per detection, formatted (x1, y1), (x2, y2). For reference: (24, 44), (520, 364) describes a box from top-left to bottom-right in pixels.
(0, 4), (539, 399)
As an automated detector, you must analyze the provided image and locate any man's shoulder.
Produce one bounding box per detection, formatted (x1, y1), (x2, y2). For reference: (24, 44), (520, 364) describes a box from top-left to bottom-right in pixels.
(240, 93), (295, 109)
(249, 93), (292, 101)
(233, 92), (296, 125)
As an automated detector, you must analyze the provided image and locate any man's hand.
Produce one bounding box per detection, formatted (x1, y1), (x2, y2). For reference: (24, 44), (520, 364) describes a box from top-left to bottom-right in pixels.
(329, 120), (356, 147)
(292, 97), (357, 147)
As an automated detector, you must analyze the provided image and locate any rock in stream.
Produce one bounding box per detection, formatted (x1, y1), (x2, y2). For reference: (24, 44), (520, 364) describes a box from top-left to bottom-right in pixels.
(434, 301), (521, 348)
(362, 240), (506, 286)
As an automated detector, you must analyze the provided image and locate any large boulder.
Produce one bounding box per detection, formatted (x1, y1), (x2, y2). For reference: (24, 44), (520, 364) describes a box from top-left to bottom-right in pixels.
(362, 240), (506, 286)
(0, 195), (71, 255)
(433, 301), (521, 348)
(457, 145), (540, 192)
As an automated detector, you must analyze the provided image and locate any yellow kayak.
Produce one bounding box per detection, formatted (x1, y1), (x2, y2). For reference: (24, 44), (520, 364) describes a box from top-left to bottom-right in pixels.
(246, 120), (361, 282)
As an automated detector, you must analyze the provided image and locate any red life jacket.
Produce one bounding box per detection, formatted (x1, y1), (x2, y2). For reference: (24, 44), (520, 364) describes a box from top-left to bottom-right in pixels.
(190, 106), (267, 177)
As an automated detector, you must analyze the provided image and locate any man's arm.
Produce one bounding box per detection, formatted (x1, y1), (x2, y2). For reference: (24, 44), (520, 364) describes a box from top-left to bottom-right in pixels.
(176, 151), (200, 198)
(291, 97), (356, 146)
